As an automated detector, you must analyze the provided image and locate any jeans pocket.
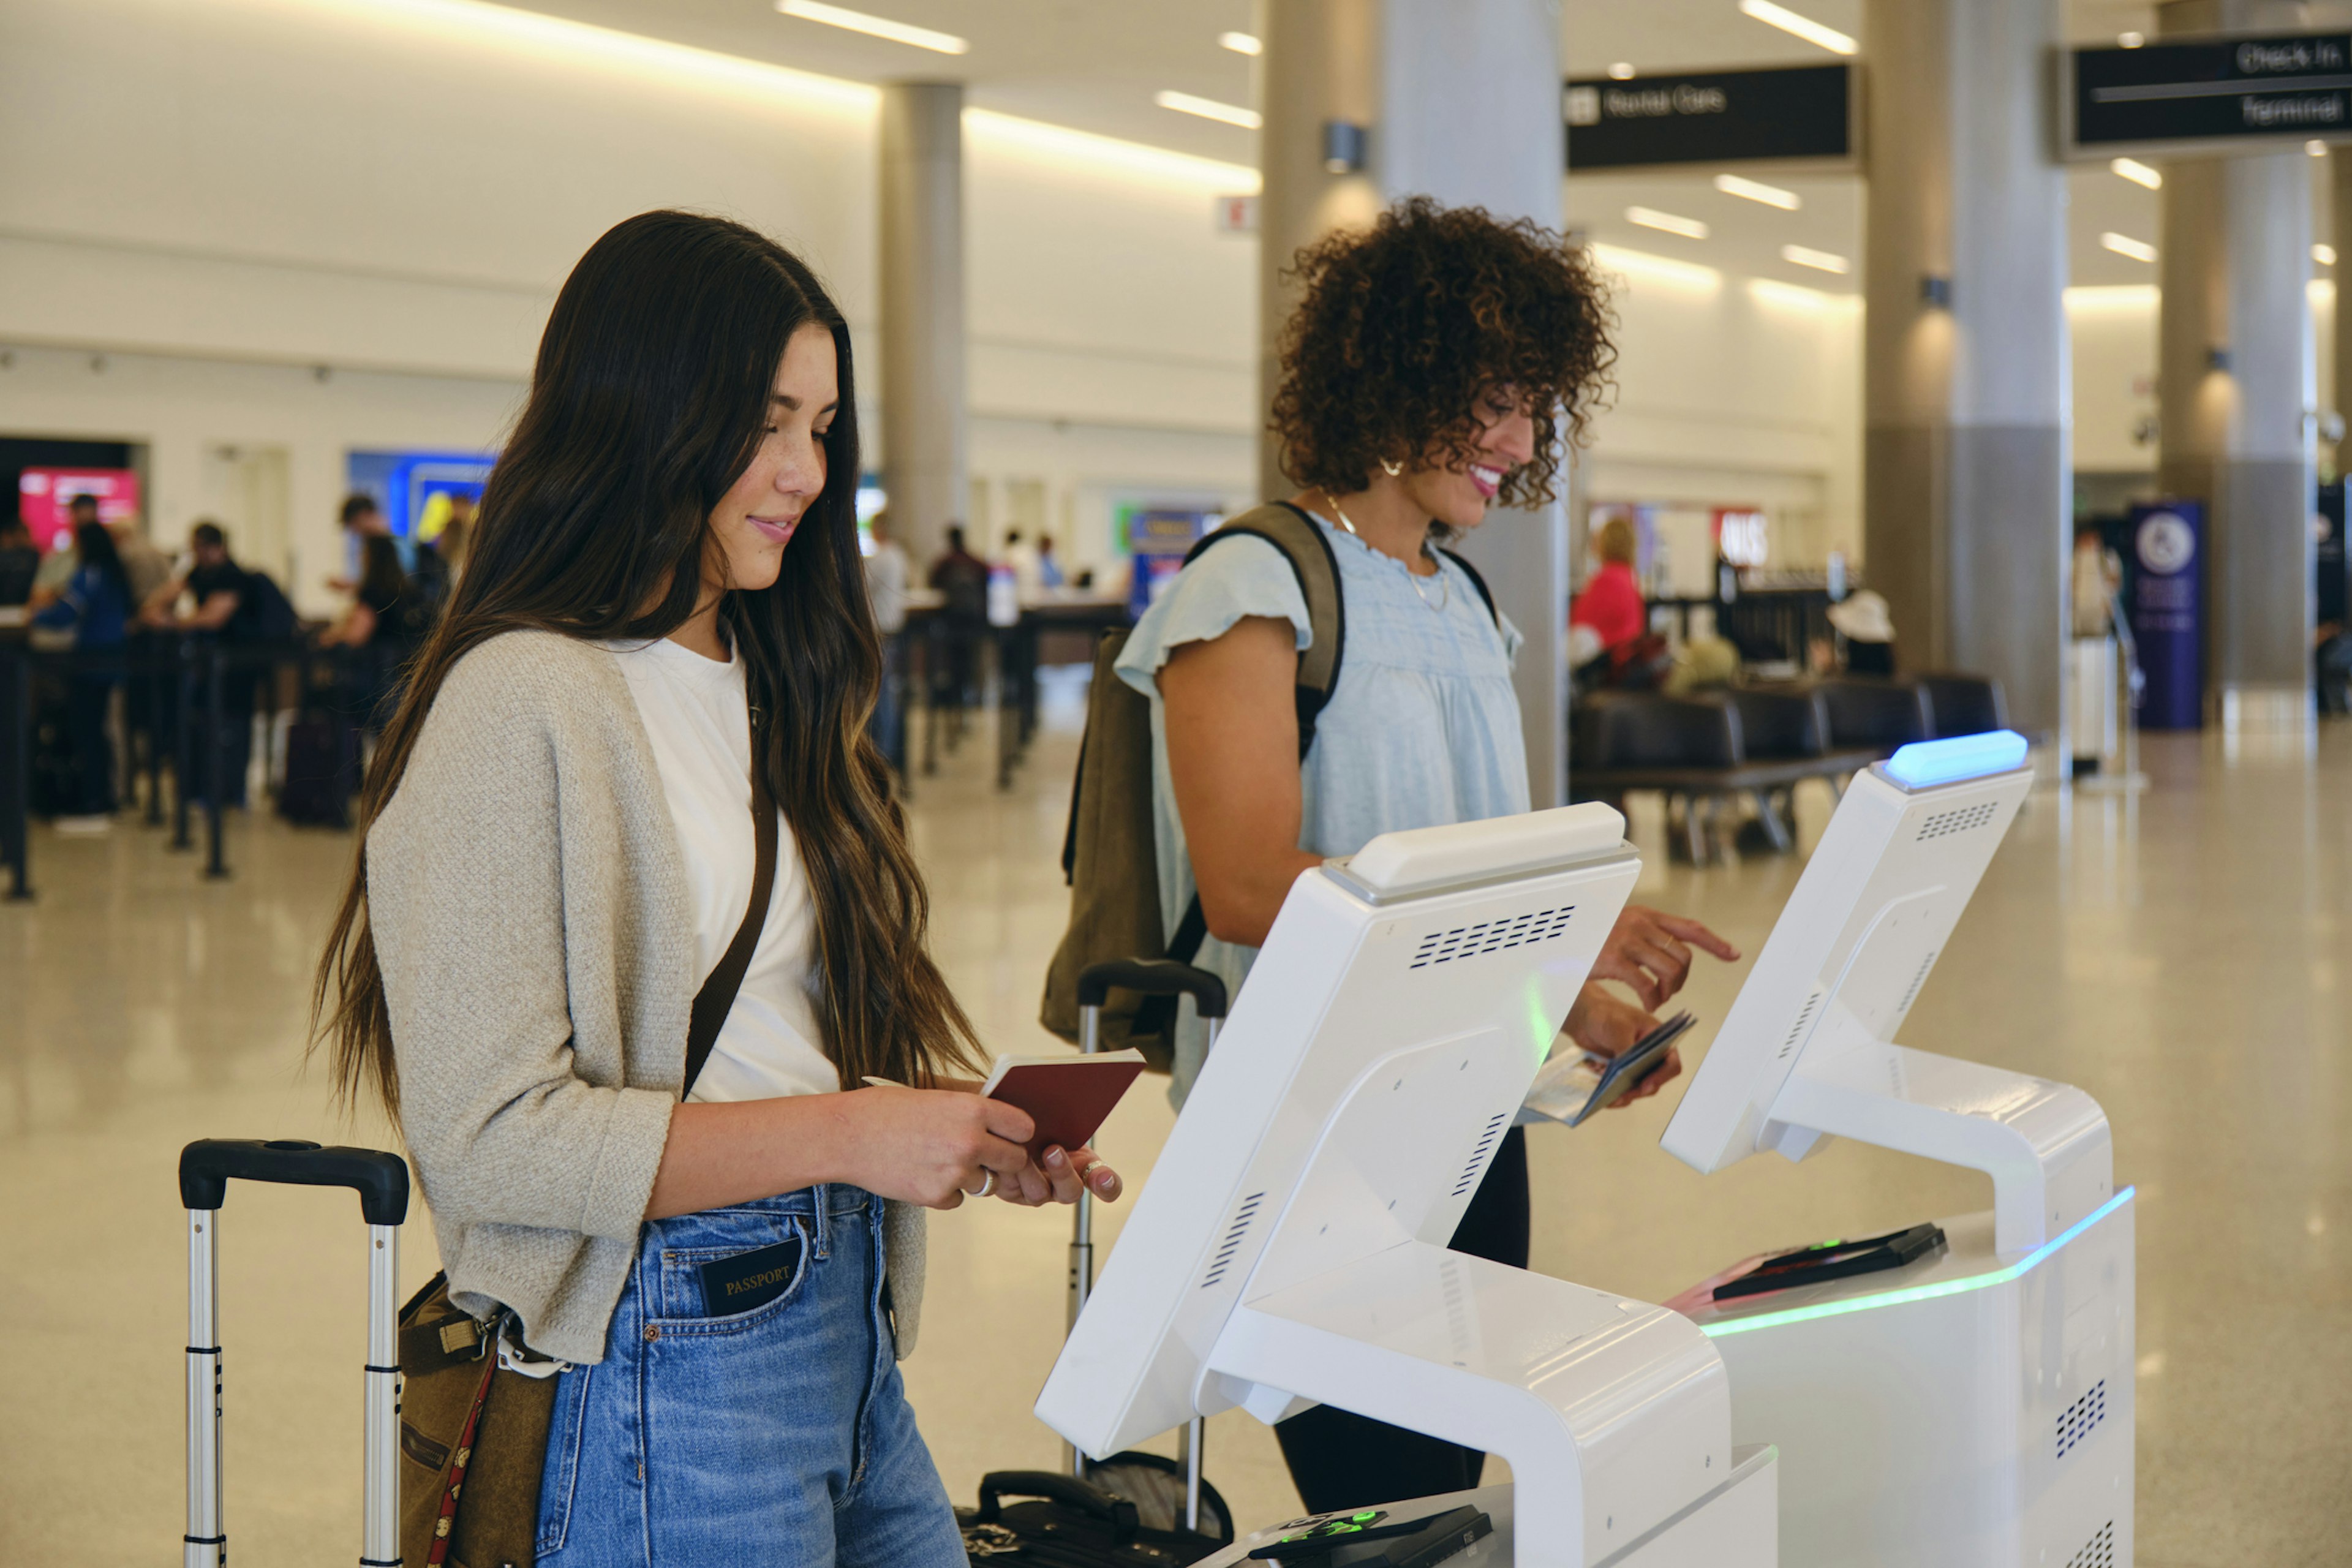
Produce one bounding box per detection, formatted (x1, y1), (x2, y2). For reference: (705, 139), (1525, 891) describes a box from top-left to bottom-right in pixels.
(533, 1364), (592, 1558)
(654, 1217), (812, 1333)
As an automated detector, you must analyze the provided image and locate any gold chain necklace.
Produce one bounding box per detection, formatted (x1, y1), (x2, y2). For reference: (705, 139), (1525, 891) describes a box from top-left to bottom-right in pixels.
(1319, 491), (1449, 612)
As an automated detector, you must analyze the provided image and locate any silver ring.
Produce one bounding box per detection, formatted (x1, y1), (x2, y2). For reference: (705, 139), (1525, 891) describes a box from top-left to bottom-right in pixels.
(974, 1170), (997, 1199)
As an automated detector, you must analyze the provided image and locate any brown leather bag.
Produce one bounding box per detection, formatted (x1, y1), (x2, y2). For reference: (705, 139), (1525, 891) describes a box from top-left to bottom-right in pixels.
(397, 761), (778, 1567)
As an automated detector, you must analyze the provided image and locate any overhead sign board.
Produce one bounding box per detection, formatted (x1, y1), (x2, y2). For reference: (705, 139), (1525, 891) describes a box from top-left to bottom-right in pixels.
(2067, 33), (2352, 156)
(1564, 64), (1855, 172)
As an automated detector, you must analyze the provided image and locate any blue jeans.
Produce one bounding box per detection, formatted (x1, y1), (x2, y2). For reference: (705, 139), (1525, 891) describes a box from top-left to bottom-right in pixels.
(533, 1186), (963, 1567)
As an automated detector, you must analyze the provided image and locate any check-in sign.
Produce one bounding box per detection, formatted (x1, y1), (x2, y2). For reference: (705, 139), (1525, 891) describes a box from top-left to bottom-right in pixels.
(2068, 33), (2352, 156)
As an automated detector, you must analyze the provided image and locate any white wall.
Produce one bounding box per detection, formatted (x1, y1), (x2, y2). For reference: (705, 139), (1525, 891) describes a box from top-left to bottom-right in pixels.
(0, 0), (1260, 601)
(1575, 249), (1864, 573)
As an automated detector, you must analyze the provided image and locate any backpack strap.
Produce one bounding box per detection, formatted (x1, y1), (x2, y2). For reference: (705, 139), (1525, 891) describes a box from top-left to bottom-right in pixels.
(682, 747), (778, 1099)
(1182, 500), (1347, 760)
(1435, 546), (1501, 629)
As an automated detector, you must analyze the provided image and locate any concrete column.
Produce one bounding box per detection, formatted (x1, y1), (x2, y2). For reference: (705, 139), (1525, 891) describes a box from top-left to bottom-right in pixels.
(2334, 148), (2352, 475)
(2157, 1), (2315, 726)
(1862, 0), (2070, 744)
(1258, 0), (1572, 806)
(878, 82), (965, 568)
(1257, 1), (1381, 499)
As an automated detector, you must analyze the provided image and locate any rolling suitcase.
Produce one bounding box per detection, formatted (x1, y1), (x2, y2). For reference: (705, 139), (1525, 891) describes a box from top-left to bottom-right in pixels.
(959, 959), (1236, 1566)
(179, 1137), (410, 1568)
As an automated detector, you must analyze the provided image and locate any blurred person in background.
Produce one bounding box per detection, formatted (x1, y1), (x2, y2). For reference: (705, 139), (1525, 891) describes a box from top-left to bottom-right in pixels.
(1035, 532), (1065, 589)
(1000, 526), (1042, 594)
(29, 491), (101, 601)
(2071, 523), (2121, 638)
(927, 522), (989, 714)
(144, 521), (266, 806)
(413, 495), (474, 615)
(319, 532), (426, 728)
(32, 519), (134, 830)
(0, 516), (38, 606)
(864, 508), (910, 774)
(1120, 197), (1736, 1514)
(327, 492), (390, 593)
(108, 514), (172, 608)
(1826, 588), (1896, 676)
(1570, 514), (1646, 655)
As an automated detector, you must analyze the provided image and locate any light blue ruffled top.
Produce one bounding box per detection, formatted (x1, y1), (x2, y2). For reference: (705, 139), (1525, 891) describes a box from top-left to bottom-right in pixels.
(1114, 508), (1528, 1104)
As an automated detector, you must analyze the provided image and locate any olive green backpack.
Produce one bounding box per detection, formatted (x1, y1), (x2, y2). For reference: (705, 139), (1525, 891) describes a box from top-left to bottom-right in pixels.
(1038, 501), (1496, 1067)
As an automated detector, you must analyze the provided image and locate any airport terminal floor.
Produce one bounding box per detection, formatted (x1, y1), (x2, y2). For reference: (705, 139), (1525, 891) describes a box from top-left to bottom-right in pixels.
(1, 696), (2345, 1568)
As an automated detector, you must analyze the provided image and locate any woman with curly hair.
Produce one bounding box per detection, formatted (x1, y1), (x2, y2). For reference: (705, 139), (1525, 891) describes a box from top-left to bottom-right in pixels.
(1114, 197), (1735, 1512)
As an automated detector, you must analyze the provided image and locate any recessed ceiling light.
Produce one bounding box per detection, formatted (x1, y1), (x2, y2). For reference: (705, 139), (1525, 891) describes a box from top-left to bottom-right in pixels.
(1780, 243), (1849, 273)
(775, 0), (966, 55)
(2110, 157), (2162, 189)
(2309, 139), (2330, 157)
(1716, 173), (1801, 209)
(2316, 243), (2337, 266)
(2101, 231), (2157, 263)
(1608, 62), (1637, 80)
(2117, 31), (2146, 48)
(1155, 90), (1262, 130)
(1736, 0), (1856, 56)
(1219, 31), (1261, 56)
(1627, 205), (1709, 240)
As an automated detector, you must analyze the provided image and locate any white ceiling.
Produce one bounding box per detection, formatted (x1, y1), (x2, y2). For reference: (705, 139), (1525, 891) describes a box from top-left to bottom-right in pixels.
(509, 0), (2348, 295)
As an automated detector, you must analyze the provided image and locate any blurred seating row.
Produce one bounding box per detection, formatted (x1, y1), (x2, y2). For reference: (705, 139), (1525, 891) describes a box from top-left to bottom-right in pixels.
(1570, 674), (2010, 863)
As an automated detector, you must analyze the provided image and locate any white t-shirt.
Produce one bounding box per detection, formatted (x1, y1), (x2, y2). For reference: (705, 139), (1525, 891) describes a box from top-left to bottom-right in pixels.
(604, 636), (835, 1103)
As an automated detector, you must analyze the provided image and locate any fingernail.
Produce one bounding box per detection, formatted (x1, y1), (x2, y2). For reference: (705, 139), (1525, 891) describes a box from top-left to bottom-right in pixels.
(1044, 1147), (1067, 1169)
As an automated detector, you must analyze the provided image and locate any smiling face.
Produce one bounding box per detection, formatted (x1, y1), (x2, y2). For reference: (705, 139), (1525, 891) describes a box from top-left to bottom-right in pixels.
(703, 321), (839, 599)
(1394, 387), (1539, 532)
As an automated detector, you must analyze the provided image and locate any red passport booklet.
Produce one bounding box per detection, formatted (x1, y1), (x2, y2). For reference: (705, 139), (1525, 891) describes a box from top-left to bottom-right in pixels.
(981, 1050), (1147, 1163)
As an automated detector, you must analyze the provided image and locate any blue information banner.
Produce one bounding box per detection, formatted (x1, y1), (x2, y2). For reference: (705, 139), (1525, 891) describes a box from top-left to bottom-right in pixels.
(2127, 501), (2204, 730)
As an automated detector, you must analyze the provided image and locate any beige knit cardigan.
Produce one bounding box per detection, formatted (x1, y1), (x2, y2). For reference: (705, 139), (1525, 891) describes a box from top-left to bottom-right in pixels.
(368, 629), (925, 1365)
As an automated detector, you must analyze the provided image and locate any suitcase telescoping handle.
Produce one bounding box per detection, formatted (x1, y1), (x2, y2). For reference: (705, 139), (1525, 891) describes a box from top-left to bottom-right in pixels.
(1069, 960), (1225, 1529)
(178, 1139), (411, 1568)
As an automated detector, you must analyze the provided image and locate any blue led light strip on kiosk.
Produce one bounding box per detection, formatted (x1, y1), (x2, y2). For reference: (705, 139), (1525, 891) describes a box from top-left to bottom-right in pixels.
(1880, 729), (2030, 790)
(1700, 1187), (2136, 1339)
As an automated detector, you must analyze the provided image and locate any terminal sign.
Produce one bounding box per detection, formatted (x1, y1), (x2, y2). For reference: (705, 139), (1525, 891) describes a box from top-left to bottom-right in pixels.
(2069, 33), (2352, 155)
(1564, 64), (1853, 172)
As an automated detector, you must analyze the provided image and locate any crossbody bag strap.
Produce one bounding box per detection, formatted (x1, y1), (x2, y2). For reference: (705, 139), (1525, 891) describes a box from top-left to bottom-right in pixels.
(682, 750), (779, 1100)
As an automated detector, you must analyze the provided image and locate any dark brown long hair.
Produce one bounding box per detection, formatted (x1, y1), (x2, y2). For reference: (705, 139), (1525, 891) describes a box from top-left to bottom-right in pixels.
(314, 209), (981, 1122)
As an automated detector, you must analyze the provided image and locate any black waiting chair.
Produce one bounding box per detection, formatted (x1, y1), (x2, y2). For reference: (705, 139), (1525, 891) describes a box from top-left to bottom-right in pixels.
(1915, 673), (2009, 739)
(1815, 677), (1933, 753)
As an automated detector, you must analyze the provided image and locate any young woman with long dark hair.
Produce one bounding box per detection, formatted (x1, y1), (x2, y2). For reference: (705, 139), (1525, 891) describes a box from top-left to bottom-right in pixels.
(315, 210), (1117, 1565)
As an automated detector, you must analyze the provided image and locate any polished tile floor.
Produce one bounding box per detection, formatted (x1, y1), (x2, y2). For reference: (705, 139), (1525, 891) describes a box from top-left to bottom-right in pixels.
(1, 698), (2346, 1566)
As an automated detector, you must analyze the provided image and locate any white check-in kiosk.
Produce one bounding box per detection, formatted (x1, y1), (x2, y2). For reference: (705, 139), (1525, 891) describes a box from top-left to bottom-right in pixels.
(1659, 733), (2135, 1568)
(1038, 805), (1777, 1568)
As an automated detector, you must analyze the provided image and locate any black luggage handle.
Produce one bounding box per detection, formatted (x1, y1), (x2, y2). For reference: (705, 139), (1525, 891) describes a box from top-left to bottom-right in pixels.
(976, 1470), (1140, 1540)
(1076, 959), (1229, 1020)
(179, 1139), (410, 1227)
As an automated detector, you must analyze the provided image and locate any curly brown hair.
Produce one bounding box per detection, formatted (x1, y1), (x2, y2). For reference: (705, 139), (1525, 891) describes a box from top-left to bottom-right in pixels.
(1270, 197), (1615, 510)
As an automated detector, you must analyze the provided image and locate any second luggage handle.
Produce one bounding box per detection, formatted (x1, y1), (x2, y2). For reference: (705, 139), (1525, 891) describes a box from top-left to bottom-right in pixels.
(179, 1139), (410, 1568)
(1069, 960), (1226, 1528)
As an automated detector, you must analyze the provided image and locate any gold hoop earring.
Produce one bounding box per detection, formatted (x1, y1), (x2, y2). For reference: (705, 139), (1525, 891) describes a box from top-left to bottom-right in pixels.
(1380, 458), (1403, 478)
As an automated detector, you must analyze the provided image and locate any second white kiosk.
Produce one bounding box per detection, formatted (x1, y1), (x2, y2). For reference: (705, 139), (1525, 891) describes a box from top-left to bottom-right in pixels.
(1660, 730), (2136, 1568)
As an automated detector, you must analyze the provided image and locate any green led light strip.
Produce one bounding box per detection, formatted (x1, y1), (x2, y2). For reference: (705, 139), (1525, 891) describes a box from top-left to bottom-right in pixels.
(1700, 1187), (2136, 1339)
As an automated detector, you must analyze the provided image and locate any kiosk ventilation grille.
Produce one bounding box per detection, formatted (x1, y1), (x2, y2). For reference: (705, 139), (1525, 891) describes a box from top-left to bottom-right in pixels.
(1894, 949), (1939, 1017)
(2064, 1520), (2114, 1568)
(2055, 1378), (2107, 1458)
(1410, 907), (1576, 969)
(1774, 989), (1825, 1062)
(1916, 801), (1997, 842)
(1199, 1192), (1264, 1291)
(1453, 1114), (1508, 1196)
